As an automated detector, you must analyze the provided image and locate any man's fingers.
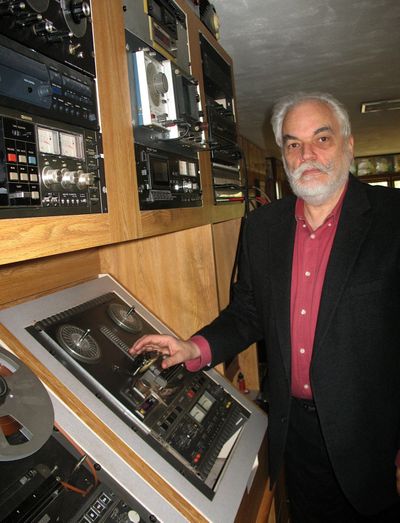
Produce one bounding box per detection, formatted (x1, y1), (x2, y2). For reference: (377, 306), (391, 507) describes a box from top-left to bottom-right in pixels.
(130, 335), (175, 354)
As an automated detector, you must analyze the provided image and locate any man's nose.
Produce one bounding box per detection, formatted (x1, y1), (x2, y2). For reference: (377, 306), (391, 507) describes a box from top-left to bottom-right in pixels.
(300, 143), (317, 161)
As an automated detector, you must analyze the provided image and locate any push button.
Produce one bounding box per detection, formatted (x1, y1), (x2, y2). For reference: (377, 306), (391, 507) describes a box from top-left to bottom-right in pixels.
(7, 153), (17, 162)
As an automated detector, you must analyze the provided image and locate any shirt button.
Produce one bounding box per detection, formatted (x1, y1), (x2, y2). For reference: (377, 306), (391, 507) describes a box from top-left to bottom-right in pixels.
(300, 348), (305, 354)
(328, 222), (332, 227)
(304, 384), (309, 390)
(310, 233), (316, 239)
(302, 223), (307, 228)
(300, 308), (306, 315)
(305, 271), (311, 277)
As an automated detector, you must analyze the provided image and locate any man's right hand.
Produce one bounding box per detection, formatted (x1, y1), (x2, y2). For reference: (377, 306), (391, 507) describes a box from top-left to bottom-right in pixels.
(129, 334), (200, 369)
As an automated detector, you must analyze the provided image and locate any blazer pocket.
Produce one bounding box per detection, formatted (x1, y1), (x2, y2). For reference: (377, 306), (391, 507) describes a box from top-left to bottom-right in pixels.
(348, 279), (388, 296)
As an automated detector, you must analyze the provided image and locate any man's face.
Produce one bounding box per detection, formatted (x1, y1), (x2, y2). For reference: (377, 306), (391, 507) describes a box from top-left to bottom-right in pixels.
(281, 100), (354, 205)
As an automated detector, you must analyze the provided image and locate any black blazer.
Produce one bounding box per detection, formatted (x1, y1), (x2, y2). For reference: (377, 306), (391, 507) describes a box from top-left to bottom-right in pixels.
(198, 175), (400, 515)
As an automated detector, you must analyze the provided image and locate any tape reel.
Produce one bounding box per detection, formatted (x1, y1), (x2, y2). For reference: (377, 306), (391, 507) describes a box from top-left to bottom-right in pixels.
(0, 345), (54, 461)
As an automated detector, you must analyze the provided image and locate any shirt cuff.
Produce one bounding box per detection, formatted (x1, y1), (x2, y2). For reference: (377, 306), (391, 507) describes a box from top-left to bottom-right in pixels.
(184, 335), (212, 372)
(396, 449), (400, 468)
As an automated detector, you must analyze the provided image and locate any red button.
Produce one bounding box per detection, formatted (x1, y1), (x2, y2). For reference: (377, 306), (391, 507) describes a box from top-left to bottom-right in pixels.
(7, 153), (17, 162)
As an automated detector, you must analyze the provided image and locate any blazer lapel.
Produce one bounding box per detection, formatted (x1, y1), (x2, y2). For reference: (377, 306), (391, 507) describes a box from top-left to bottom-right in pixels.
(313, 176), (373, 357)
(269, 199), (296, 380)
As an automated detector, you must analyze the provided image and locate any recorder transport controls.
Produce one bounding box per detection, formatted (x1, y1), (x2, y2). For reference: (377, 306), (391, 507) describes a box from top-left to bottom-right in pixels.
(27, 290), (250, 499)
(0, 345), (158, 523)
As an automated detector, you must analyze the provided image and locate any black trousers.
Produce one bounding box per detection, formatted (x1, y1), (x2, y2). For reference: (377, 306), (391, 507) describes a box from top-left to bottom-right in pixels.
(284, 397), (400, 523)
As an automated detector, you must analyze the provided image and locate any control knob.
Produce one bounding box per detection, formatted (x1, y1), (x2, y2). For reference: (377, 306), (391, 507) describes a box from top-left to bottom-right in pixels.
(33, 19), (54, 36)
(76, 170), (95, 189)
(42, 166), (61, 188)
(37, 84), (52, 97)
(61, 168), (77, 189)
(70, 0), (90, 22)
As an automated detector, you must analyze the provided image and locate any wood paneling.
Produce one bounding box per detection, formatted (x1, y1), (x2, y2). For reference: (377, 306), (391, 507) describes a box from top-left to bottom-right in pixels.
(0, 214), (111, 267)
(0, 324), (208, 523)
(91, 0), (140, 241)
(0, 249), (100, 309)
(99, 225), (220, 339)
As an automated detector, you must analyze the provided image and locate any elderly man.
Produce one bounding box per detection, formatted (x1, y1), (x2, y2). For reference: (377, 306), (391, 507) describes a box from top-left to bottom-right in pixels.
(131, 92), (400, 522)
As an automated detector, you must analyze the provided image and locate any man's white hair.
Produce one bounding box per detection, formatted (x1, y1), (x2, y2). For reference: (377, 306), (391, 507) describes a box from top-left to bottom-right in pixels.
(271, 92), (352, 148)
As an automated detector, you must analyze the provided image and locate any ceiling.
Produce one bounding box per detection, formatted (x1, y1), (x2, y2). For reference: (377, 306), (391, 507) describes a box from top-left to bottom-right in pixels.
(212, 0), (400, 158)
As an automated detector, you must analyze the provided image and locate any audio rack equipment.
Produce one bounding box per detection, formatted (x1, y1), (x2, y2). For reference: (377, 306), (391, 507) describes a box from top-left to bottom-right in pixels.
(0, 106), (106, 218)
(0, 22), (107, 218)
(124, 0), (190, 74)
(126, 30), (205, 210)
(199, 0), (220, 40)
(135, 143), (201, 209)
(199, 34), (242, 203)
(0, 345), (160, 523)
(0, 0), (95, 77)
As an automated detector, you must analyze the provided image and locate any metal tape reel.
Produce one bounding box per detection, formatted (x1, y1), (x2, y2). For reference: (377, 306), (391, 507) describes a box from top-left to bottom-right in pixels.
(0, 345), (54, 461)
(61, 0), (90, 38)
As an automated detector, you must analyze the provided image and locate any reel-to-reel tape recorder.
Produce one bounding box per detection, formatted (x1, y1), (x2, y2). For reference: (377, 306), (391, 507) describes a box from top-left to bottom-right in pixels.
(27, 288), (250, 499)
(0, 275), (268, 522)
(0, 345), (159, 523)
(0, 0), (95, 77)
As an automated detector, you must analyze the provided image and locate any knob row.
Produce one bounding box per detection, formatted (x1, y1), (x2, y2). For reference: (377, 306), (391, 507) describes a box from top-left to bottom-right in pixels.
(42, 166), (95, 189)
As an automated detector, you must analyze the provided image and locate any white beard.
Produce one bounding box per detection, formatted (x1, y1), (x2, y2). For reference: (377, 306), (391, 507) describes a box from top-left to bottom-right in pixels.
(283, 154), (352, 205)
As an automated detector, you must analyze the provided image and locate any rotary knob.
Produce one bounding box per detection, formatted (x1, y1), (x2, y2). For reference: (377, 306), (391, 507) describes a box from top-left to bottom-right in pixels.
(41, 166), (61, 188)
(70, 0), (90, 22)
(37, 84), (52, 97)
(76, 170), (95, 189)
(61, 168), (77, 189)
(33, 19), (54, 36)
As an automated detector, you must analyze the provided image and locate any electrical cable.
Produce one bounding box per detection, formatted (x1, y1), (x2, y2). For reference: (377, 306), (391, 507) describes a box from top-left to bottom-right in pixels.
(157, 121), (192, 142)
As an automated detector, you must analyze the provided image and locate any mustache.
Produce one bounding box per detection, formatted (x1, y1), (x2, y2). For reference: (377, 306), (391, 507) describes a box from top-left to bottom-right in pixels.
(288, 161), (334, 181)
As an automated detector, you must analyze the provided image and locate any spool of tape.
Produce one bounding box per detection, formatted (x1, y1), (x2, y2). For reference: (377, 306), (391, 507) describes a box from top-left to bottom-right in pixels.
(0, 345), (54, 461)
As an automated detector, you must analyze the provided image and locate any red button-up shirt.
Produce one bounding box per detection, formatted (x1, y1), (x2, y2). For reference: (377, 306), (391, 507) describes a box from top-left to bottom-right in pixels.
(290, 189), (346, 399)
